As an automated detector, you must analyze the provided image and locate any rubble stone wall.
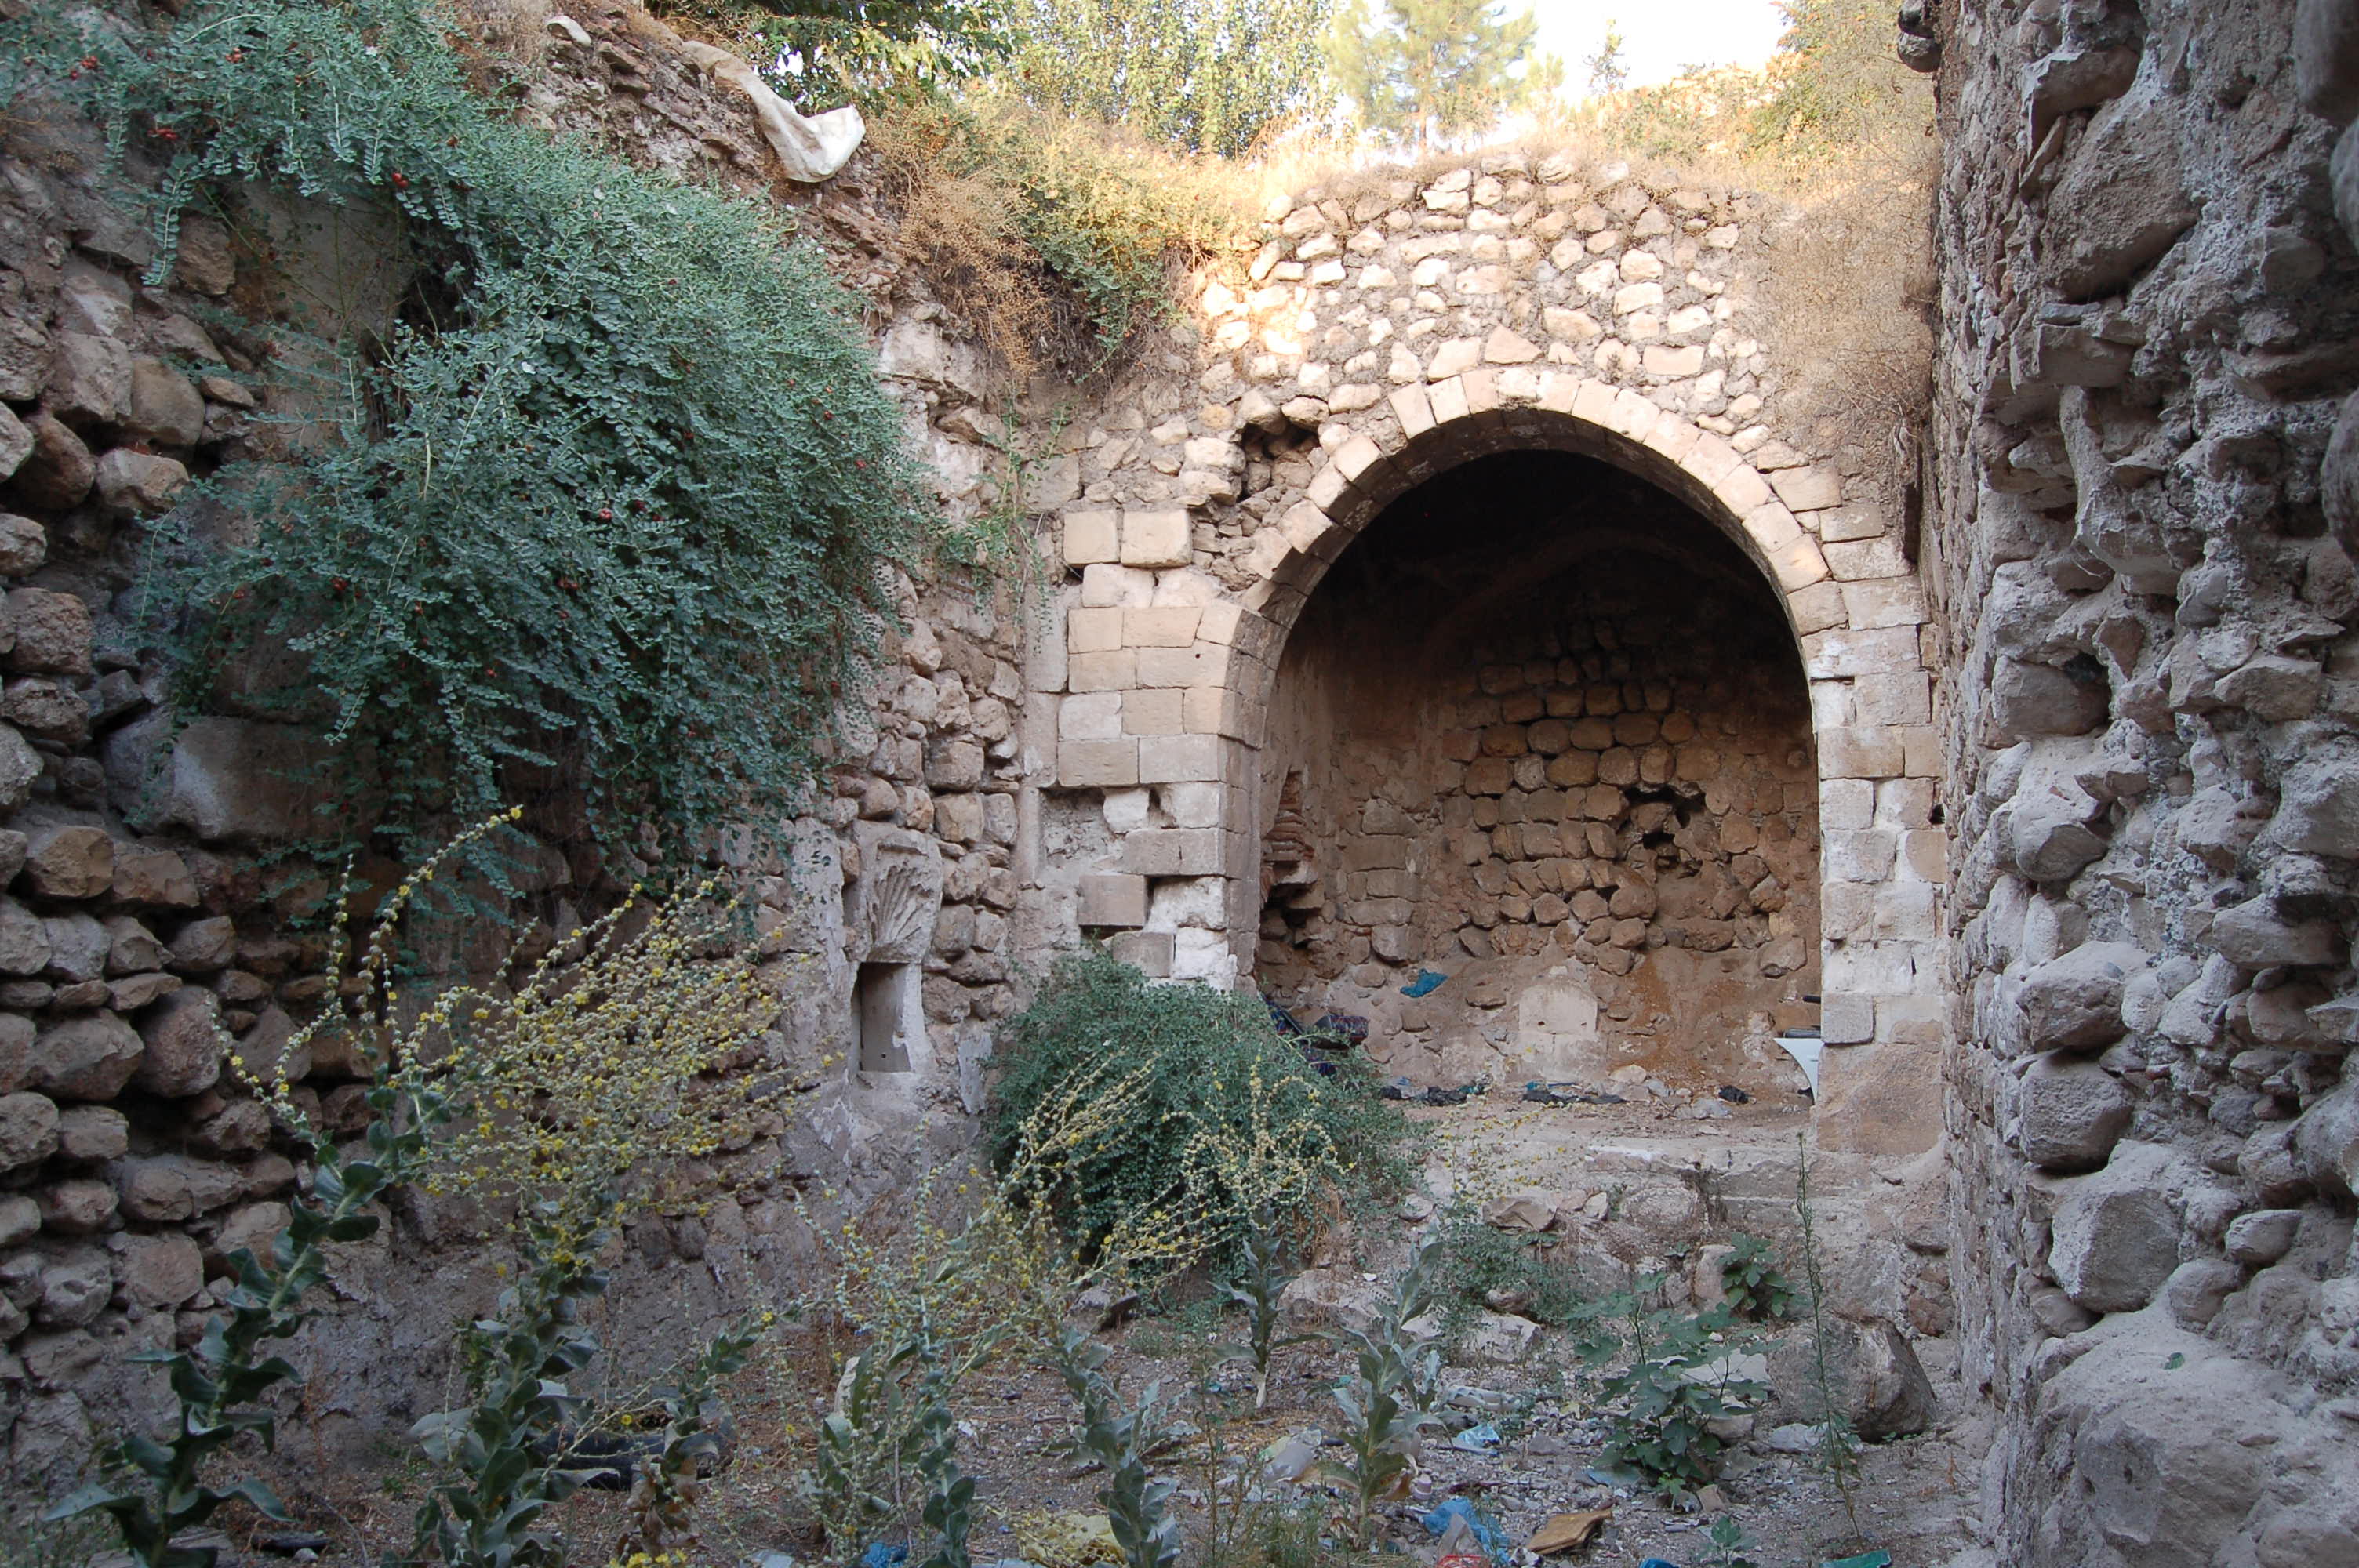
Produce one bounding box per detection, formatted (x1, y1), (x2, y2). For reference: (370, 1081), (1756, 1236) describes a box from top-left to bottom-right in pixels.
(1925, 0), (2359, 1555)
(0, 0), (1050, 1488)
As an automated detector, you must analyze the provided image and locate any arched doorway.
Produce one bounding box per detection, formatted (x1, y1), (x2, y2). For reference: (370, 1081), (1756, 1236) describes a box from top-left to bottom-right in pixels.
(1047, 373), (1945, 1156)
(1252, 447), (1823, 1095)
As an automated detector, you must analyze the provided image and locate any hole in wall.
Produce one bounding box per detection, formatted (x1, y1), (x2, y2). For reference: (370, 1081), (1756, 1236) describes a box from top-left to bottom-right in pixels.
(855, 960), (912, 1073)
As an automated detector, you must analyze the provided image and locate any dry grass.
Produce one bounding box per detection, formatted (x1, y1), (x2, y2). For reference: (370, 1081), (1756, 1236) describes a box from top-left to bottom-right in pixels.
(865, 93), (1257, 387)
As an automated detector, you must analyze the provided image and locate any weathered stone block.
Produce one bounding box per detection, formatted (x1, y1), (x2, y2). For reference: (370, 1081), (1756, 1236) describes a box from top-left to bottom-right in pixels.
(2043, 96), (2198, 299)
(1819, 728), (1904, 779)
(1119, 828), (1223, 876)
(28, 1014), (142, 1101)
(1063, 509), (1120, 566)
(2019, 942), (2145, 1051)
(1769, 466), (1843, 512)
(2016, 1052), (2132, 1171)
(2211, 896), (2344, 969)
(1066, 606), (1123, 653)
(1058, 739), (1138, 789)
(1121, 688), (1183, 735)
(1135, 644), (1222, 687)
(1124, 607), (1201, 647)
(1765, 1317), (1934, 1439)
(1121, 508), (1193, 568)
(1081, 562), (1156, 608)
(154, 717), (333, 842)
(2049, 1142), (2183, 1312)
(0, 1090), (57, 1172)
(1078, 873), (1149, 928)
(1138, 733), (1221, 783)
(1065, 650), (1137, 692)
(1108, 930), (1175, 976)
(23, 826), (113, 899)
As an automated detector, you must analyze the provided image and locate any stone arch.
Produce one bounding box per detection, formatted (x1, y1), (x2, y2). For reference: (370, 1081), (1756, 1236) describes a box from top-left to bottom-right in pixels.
(1052, 375), (1939, 1152)
(1207, 379), (1939, 1147)
(1243, 376), (1837, 681)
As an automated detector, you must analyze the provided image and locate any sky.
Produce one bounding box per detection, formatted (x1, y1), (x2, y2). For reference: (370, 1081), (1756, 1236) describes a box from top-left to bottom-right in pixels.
(1524, 0), (1791, 92)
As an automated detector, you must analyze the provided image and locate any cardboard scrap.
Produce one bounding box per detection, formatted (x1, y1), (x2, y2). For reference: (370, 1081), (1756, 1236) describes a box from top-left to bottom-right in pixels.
(1524, 1509), (1612, 1556)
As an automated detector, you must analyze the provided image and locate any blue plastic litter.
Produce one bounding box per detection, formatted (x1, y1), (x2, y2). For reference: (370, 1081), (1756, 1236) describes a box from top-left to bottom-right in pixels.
(1448, 1421), (1500, 1453)
(1419, 1499), (1511, 1563)
(1822, 1555), (1891, 1568)
(1401, 968), (1447, 997)
(1638, 1560), (1681, 1568)
(860, 1545), (908, 1568)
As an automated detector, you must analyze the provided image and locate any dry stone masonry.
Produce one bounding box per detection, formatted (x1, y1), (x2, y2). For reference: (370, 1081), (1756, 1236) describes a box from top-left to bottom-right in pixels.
(1925, 0), (2359, 1556)
(0, 5), (1038, 1486)
(5, 0), (2359, 1552)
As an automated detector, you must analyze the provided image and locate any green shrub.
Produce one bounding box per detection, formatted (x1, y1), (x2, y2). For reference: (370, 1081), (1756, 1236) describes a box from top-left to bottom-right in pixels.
(1575, 1278), (1764, 1503)
(1426, 1203), (1591, 1335)
(985, 948), (1412, 1268)
(1717, 1232), (1794, 1320)
(42, 0), (926, 866)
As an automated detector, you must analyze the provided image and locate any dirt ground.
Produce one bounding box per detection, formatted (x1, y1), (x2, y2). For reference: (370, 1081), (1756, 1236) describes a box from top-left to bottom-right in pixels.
(107, 1094), (1986, 1568)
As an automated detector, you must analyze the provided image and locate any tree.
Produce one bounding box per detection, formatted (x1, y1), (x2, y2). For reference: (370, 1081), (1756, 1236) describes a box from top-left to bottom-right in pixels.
(1327, 0), (1561, 147)
(651, 0), (1010, 107)
(1584, 18), (1628, 96)
(1007, 0), (1336, 158)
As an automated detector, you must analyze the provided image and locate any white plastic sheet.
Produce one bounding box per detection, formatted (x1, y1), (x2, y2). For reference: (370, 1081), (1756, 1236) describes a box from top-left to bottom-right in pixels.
(677, 40), (865, 182)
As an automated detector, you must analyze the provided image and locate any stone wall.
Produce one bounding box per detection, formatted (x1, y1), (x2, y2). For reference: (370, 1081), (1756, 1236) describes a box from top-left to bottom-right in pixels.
(1028, 153), (1950, 1163)
(0, 0), (1047, 1487)
(1251, 447), (1823, 1094)
(1923, 0), (2359, 1555)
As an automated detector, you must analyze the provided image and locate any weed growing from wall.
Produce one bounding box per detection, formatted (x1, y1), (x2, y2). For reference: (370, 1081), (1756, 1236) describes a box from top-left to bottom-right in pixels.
(38, 0), (927, 866)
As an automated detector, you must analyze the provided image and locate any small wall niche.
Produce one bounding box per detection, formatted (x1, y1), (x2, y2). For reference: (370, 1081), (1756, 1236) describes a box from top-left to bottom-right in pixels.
(855, 960), (914, 1073)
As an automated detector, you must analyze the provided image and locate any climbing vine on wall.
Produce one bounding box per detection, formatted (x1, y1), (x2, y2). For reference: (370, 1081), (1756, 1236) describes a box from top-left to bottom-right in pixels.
(38, 0), (926, 863)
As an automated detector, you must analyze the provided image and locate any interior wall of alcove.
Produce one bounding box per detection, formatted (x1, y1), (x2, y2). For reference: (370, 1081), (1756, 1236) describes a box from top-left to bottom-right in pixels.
(1255, 450), (1823, 1094)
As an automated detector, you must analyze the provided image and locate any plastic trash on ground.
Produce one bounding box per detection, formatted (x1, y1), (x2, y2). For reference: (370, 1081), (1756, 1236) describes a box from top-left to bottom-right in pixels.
(1423, 1497), (1514, 1564)
(1449, 1421), (1501, 1453)
(1823, 1554), (1892, 1568)
(1401, 968), (1448, 996)
(860, 1545), (907, 1568)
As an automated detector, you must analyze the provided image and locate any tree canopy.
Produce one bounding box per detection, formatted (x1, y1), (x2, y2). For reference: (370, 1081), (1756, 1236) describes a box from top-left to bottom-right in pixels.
(1006, 0), (1336, 157)
(1326, 0), (1561, 147)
